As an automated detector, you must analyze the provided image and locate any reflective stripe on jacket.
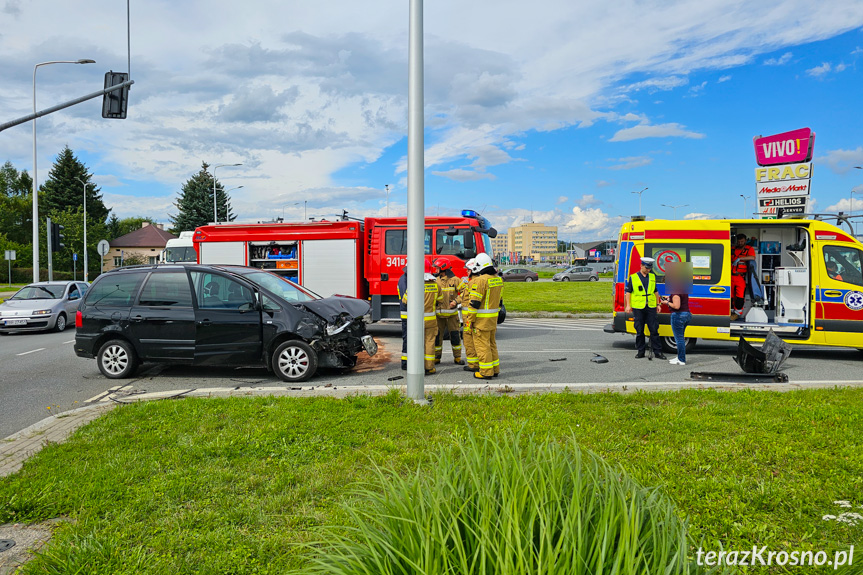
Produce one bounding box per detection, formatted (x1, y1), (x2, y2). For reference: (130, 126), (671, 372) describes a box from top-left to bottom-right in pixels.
(470, 274), (503, 330)
(401, 281), (442, 322)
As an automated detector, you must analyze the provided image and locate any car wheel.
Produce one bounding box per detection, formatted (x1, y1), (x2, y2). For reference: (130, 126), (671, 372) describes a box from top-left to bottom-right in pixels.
(589, 276), (598, 282)
(661, 336), (696, 354)
(97, 339), (139, 379)
(563, 277), (570, 282)
(525, 277), (534, 282)
(273, 340), (318, 383)
(54, 313), (67, 332)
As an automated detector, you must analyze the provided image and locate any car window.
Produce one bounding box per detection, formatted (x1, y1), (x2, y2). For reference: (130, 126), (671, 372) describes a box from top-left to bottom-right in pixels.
(85, 272), (148, 307)
(77, 283), (89, 295)
(191, 272), (255, 310)
(9, 285), (64, 300)
(823, 245), (863, 287)
(385, 229), (433, 256)
(138, 272), (193, 307)
(435, 228), (473, 259)
(242, 271), (318, 302)
(68, 286), (80, 300)
(262, 294), (281, 311)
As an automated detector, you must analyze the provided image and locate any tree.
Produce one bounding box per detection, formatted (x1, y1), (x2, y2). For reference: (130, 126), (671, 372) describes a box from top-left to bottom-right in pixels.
(44, 207), (108, 277)
(0, 161), (33, 245)
(39, 146), (110, 225)
(169, 162), (236, 234)
(107, 216), (157, 240)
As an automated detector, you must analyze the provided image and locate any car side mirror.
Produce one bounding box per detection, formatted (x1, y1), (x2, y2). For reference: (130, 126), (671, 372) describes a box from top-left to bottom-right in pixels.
(464, 249), (476, 259)
(69, 294), (79, 301)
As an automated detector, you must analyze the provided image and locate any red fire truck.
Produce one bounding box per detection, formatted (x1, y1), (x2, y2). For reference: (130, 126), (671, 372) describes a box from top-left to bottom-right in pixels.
(193, 210), (497, 321)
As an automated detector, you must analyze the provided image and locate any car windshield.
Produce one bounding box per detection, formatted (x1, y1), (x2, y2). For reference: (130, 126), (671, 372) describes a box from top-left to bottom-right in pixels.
(164, 246), (197, 263)
(242, 271), (319, 302)
(10, 285), (64, 300)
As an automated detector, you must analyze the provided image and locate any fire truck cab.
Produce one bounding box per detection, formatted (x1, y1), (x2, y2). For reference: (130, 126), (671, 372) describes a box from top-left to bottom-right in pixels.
(607, 217), (863, 353)
(193, 210), (497, 322)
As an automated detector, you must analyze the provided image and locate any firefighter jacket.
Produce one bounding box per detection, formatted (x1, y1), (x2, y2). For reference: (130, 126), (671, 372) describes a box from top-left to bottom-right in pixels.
(469, 271), (504, 330)
(436, 272), (461, 318)
(401, 280), (442, 325)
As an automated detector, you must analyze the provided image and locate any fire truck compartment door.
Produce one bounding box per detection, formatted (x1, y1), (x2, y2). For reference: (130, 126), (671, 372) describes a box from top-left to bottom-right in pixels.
(301, 239), (357, 298)
(199, 241), (246, 265)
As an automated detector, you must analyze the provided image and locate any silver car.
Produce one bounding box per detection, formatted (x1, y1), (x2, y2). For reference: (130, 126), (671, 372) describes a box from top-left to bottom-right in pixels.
(552, 266), (599, 282)
(0, 281), (89, 334)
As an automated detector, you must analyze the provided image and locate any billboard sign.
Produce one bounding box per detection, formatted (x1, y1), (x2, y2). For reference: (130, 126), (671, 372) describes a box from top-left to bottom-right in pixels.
(753, 127), (814, 166)
(756, 179), (811, 197)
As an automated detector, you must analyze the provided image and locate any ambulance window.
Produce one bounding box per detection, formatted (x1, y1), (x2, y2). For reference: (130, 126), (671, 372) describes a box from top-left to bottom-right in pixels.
(823, 246), (863, 287)
(384, 229), (432, 255)
(646, 244), (723, 284)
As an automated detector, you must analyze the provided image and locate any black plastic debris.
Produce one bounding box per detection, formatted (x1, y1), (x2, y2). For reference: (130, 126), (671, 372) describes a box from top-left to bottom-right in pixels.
(387, 375), (405, 381)
(0, 539), (15, 553)
(590, 354), (608, 364)
(735, 330), (792, 374)
(549, 358), (567, 362)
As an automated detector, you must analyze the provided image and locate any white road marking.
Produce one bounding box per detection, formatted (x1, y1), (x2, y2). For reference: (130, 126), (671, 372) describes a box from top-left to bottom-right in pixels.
(63, 340), (74, 344)
(16, 348), (45, 356)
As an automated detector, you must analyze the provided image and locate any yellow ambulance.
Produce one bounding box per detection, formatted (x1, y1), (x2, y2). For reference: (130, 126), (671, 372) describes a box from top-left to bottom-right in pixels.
(606, 217), (863, 353)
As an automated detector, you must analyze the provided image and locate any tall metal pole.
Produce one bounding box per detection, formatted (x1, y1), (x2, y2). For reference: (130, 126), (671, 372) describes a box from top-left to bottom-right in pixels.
(76, 178), (88, 282)
(385, 184), (390, 217)
(46, 216), (53, 281)
(212, 163), (242, 223)
(740, 194), (750, 218)
(31, 59), (95, 283)
(406, 0), (426, 403)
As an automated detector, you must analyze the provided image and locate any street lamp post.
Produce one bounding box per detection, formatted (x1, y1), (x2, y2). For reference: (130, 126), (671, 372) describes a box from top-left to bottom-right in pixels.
(75, 177), (89, 282)
(220, 185), (243, 222)
(32, 58), (95, 282)
(661, 203), (688, 219)
(740, 194), (751, 218)
(853, 168), (862, 232)
(212, 163), (242, 223)
(631, 187), (648, 215)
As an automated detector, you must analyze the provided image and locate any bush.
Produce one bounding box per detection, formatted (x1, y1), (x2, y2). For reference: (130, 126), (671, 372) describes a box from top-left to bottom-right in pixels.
(3, 267), (75, 283)
(306, 430), (717, 574)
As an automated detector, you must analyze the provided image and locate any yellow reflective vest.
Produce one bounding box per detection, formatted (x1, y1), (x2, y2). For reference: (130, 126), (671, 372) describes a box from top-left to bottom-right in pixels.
(629, 272), (657, 309)
(401, 281), (442, 324)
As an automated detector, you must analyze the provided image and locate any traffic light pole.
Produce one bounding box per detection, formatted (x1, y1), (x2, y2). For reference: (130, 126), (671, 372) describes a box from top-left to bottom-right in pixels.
(46, 216), (53, 281)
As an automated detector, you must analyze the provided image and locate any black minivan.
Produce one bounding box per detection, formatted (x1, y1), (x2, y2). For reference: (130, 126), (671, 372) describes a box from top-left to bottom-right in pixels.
(74, 264), (377, 382)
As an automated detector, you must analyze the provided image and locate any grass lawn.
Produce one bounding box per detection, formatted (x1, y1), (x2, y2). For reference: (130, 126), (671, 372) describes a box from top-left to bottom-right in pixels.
(1, 389), (861, 574)
(504, 280), (612, 313)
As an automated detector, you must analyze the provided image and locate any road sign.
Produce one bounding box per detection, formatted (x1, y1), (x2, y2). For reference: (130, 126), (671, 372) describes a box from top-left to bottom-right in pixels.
(73, 253), (78, 262)
(4, 250), (15, 260)
(97, 240), (110, 256)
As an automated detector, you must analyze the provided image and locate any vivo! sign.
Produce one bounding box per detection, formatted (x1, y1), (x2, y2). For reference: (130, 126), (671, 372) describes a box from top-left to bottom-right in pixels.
(753, 127), (814, 166)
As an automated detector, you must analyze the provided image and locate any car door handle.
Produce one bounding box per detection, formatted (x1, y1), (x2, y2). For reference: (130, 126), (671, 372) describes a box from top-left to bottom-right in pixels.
(131, 315), (143, 322)
(198, 319), (211, 326)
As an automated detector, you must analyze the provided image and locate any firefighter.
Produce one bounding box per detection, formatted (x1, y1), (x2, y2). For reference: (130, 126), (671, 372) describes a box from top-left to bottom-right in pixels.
(731, 233), (756, 321)
(458, 258), (479, 372)
(468, 253), (503, 379)
(432, 257), (463, 365)
(400, 259), (442, 374)
(397, 264), (408, 370)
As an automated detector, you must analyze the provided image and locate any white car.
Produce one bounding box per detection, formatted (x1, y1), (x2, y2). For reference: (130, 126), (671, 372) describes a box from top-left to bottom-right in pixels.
(0, 281), (89, 334)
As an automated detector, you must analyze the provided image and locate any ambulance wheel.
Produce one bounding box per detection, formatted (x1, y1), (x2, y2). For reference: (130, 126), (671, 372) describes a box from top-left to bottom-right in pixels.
(661, 336), (696, 354)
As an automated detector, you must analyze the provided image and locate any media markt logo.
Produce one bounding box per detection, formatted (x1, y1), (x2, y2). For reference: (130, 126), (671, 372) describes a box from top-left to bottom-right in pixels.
(844, 291), (863, 311)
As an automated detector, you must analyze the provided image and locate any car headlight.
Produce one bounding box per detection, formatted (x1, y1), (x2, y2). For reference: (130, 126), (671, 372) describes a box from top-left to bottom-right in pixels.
(32, 309), (53, 315)
(326, 318), (353, 336)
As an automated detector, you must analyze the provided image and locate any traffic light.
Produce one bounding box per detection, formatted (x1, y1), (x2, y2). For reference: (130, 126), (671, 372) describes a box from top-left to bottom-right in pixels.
(51, 222), (65, 252)
(102, 71), (130, 119)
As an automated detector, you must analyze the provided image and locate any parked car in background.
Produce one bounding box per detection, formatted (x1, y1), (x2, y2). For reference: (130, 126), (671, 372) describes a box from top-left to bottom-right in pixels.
(74, 264), (377, 383)
(501, 268), (539, 282)
(552, 266), (599, 282)
(0, 281), (89, 334)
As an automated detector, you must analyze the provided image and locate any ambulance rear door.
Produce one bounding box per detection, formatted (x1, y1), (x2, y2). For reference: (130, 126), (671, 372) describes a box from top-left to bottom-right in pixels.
(643, 222), (732, 335)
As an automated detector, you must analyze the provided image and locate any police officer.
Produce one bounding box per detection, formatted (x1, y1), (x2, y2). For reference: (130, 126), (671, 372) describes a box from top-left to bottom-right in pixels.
(458, 258), (479, 372)
(624, 257), (666, 360)
(432, 257), (463, 364)
(400, 259), (442, 374)
(731, 233), (756, 321)
(468, 253), (503, 379)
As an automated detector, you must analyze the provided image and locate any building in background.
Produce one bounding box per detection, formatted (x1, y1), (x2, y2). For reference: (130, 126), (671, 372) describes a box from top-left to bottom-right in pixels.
(490, 232), (508, 260)
(103, 222), (176, 271)
(497, 222), (560, 264)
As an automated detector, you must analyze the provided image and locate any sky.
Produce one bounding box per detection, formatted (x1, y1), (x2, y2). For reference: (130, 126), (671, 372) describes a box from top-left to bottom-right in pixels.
(1, 0), (863, 241)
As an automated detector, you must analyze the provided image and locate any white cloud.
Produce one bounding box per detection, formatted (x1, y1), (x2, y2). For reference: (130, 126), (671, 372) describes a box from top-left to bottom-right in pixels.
(807, 62), (832, 77)
(609, 123), (705, 142)
(622, 76), (688, 93)
(605, 156), (653, 170)
(763, 52), (792, 66)
(556, 196), (569, 204)
(430, 168), (495, 182)
(565, 205), (614, 233)
(825, 195), (863, 213)
(688, 81), (708, 95)
(596, 180), (613, 188)
(816, 147), (863, 174)
(718, 75), (732, 82)
(683, 212), (712, 220)
(577, 194), (602, 208)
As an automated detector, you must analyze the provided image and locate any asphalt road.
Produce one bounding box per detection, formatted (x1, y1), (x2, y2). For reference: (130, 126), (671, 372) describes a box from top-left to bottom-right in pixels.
(3, 318), (863, 438)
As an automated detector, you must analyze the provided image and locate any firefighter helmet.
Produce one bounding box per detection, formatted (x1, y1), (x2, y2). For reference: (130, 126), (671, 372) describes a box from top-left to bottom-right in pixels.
(465, 258), (477, 274)
(432, 257), (451, 273)
(424, 259), (436, 281)
(474, 253), (493, 271)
